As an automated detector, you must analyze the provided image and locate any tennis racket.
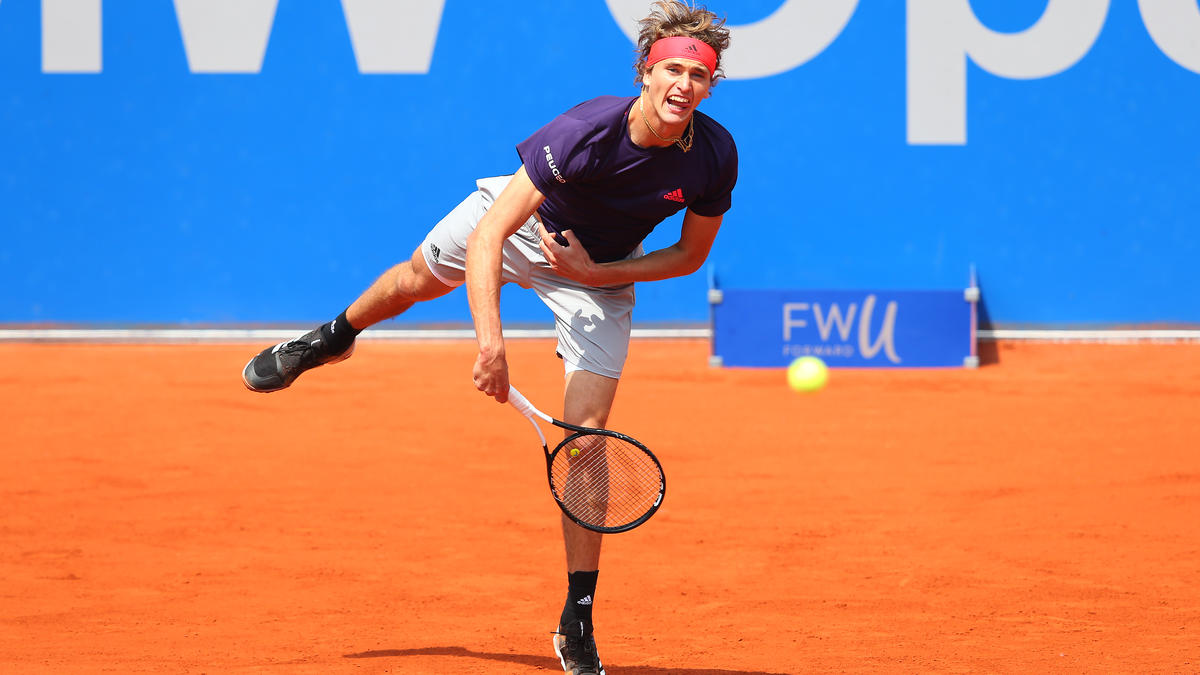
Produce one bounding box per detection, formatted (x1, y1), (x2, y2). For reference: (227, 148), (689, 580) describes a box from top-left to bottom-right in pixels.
(507, 385), (665, 534)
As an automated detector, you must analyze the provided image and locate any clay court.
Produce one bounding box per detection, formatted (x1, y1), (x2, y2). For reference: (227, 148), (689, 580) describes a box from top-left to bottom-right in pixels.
(2, 339), (1197, 673)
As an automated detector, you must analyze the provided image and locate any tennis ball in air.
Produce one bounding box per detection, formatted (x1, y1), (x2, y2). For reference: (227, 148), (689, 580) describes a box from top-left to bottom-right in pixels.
(787, 356), (828, 393)
(569, 448), (581, 457)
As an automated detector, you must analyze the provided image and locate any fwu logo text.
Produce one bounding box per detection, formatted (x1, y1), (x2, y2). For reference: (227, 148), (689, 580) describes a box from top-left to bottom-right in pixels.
(782, 298), (900, 364)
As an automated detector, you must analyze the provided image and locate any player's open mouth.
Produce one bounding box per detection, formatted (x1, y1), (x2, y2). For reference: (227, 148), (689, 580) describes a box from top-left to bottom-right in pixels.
(665, 95), (691, 114)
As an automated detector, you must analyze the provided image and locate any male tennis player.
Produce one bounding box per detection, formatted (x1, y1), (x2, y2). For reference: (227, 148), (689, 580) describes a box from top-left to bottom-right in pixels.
(242, 2), (734, 672)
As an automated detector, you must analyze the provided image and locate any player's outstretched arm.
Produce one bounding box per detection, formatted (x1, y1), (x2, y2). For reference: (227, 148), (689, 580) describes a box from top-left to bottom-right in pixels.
(542, 209), (723, 286)
(466, 166), (546, 402)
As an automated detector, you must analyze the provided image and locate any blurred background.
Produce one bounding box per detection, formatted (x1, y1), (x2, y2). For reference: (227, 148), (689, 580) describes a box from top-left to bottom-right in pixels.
(2, 0), (1196, 328)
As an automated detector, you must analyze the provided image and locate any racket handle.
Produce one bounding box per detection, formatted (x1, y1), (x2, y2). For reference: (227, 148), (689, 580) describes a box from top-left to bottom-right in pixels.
(507, 385), (548, 422)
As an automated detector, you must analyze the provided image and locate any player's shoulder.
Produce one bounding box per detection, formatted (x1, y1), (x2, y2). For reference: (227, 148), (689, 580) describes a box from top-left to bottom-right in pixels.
(544, 95), (634, 152)
(692, 110), (735, 149)
(692, 110), (737, 165)
(561, 95), (637, 123)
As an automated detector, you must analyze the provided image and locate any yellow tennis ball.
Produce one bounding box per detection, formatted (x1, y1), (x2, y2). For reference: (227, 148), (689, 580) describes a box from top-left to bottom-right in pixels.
(787, 356), (828, 393)
(569, 448), (580, 457)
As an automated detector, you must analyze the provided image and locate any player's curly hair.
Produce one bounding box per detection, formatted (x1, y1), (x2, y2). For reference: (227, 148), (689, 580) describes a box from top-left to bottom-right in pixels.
(633, 1), (731, 85)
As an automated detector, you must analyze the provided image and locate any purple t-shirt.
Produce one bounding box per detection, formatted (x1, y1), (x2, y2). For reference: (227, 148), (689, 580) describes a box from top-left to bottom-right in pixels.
(516, 95), (738, 263)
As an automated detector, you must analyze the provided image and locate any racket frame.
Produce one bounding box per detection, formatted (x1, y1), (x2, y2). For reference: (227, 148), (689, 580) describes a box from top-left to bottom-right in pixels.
(507, 385), (666, 534)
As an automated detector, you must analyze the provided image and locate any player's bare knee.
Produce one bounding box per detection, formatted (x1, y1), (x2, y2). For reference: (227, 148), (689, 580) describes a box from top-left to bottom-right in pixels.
(396, 253), (453, 302)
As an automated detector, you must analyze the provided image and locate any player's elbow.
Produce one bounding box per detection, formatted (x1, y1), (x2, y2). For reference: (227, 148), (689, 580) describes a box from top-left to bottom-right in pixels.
(658, 255), (704, 282)
(466, 222), (502, 254)
(674, 244), (711, 277)
(680, 257), (705, 277)
(465, 226), (484, 249)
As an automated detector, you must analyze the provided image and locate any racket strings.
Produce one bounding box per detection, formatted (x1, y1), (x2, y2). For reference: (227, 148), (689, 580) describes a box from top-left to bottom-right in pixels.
(551, 434), (662, 529)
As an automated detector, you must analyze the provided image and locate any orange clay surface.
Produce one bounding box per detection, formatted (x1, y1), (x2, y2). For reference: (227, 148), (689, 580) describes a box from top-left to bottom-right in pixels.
(2, 339), (1198, 674)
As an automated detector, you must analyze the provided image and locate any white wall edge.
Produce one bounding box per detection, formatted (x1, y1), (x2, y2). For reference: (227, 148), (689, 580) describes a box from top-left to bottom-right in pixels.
(1, 327), (1199, 342)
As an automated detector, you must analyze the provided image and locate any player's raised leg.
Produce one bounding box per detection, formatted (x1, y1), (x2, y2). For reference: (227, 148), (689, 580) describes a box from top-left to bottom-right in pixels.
(553, 369), (618, 675)
(241, 247), (453, 392)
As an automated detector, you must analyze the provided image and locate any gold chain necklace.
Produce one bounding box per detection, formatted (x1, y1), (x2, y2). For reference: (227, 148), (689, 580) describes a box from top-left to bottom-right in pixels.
(639, 95), (694, 153)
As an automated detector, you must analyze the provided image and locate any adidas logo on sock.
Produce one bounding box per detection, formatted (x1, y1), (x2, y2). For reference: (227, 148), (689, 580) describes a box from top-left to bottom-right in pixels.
(663, 188), (685, 203)
(576, 595), (593, 606)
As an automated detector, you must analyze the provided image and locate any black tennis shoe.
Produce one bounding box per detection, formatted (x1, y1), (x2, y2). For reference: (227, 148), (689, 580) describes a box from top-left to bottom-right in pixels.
(241, 326), (355, 393)
(553, 621), (605, 675)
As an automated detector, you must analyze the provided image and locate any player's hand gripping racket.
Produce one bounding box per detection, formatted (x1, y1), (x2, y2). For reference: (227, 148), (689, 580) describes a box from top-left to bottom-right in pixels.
(507, 385), (665, 534)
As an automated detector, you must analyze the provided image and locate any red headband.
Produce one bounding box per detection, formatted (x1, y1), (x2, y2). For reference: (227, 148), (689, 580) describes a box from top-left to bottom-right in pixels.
(646, 36), (717, 77)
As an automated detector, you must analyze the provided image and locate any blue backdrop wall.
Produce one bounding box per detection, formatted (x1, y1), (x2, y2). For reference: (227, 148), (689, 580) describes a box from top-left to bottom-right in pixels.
(2, 1), (1197, 327)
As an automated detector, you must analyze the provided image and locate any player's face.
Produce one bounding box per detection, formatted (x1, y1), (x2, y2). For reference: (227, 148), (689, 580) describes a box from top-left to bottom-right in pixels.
(642, 59), (713, 132)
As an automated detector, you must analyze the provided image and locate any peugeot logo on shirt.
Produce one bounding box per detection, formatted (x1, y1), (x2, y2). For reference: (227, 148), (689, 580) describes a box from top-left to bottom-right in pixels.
(543, 145), (566, 184)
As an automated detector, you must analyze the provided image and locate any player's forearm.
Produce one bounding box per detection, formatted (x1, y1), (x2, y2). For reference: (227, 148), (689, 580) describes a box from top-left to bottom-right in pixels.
(464, 167), (546, 357)
(588, 242), (707, 286)
(577, 210), (722, 286)
(465, 228), (507, 358)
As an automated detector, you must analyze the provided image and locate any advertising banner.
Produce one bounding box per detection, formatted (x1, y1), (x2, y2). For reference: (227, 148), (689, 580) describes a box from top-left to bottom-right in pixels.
(711, 287), (977, 368)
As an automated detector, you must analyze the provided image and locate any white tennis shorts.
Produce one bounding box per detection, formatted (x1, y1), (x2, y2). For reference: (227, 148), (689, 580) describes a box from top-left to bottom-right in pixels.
(420, 175), (639, 379)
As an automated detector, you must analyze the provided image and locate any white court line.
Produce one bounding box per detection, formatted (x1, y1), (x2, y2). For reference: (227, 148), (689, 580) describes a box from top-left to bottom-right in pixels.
(0, 327), (710, 341)
(1, 327), (1199, 342)
(979, 329), (1200, 342)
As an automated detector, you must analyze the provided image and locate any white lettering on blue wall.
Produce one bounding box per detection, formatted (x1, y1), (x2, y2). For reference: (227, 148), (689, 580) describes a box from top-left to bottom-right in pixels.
(173, 0), (278, 73)
(1138, 0), (1200, 73)
(906, 0), (1109, 145)
(857, 295), (900, 364)
(783, 297), (901, 364)
(340, 0), (445, 74)
(42, 0), (101, 73)
(782, 303), (808, 341)
(24, 2), (1200, 142)
(37, 0), (446, 75)
(813, 303), (855, 342)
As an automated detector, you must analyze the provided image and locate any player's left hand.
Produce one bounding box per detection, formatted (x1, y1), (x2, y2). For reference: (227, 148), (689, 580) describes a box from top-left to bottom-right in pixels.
(539, 228), (598, 284)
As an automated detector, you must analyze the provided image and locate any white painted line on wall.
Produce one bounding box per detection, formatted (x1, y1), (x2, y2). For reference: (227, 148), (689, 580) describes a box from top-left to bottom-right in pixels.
(978, 329), (1200, 342)
(0, 327), (710, 342)
(1, 327), (1199, 343)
